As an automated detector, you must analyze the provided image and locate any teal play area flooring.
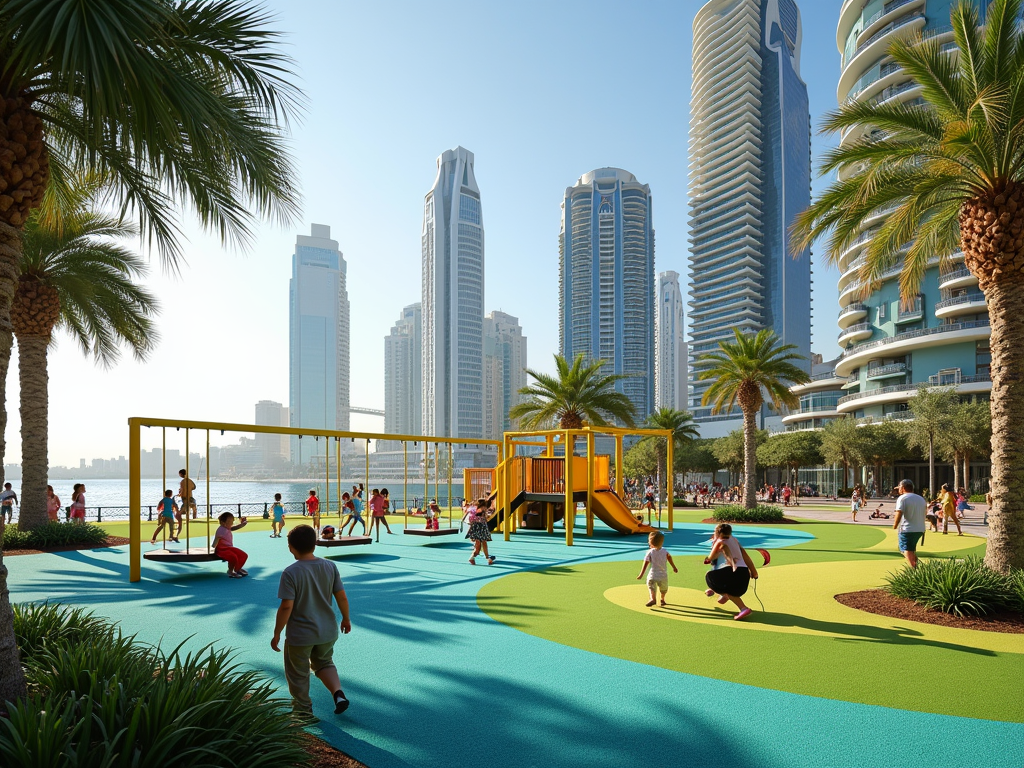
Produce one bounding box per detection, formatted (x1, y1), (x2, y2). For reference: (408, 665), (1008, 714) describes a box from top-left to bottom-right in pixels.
(5, 521), (1023, 768)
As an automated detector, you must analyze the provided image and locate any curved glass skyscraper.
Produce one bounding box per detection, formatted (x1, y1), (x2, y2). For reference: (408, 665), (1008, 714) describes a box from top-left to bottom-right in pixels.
(689, 0), (812, 430)
(833, 0), (991, 427)
(559, 168), (655, 420)
(422, 146), (484, 439)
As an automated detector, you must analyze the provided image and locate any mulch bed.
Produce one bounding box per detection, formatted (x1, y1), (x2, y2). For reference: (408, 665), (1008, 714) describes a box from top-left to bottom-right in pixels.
(3, 535), (131, 556)
(701, 517), (801, 525)
(301, 734), (368, 767)
(836, 589), (1024, 634)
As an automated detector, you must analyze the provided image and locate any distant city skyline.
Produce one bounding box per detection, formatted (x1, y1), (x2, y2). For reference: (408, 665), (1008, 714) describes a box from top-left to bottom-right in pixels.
(14, 1), (848, 466)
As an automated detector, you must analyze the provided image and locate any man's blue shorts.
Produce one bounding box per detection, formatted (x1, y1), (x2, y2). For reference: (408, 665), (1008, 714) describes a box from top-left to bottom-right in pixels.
(898, 531), (924, 552)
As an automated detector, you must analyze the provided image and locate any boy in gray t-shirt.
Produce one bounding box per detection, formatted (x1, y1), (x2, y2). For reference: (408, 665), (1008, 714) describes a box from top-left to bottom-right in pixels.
(272, 524), (351, 716)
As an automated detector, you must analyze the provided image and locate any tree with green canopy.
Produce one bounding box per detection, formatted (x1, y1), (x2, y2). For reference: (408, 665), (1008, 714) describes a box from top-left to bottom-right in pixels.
(0, 0), (301, 705)
(791, 0), (1024, 570)
(818, 417), (865, 491)
(510, 354), (637, 430)
(756, 431), (823, 493)
(698, 329), (809, 508)
(904, 388), (960, 498)
(639, 408), (699, 499)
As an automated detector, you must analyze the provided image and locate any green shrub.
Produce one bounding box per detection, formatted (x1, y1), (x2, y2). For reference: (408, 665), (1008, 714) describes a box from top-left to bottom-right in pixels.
(3, 604), (308, 767)
(1008, 569), (1024, 613)
(884, 555), (1014, 617)
(671, 498), (698, 508)
(969, 493), (988, 503)
(710, 504), (785, 523)
(1, 521), (107, 551)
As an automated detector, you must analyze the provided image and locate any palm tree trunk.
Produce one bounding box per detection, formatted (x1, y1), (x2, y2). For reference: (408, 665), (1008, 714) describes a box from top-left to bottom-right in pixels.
(928, 435), (935, 499)
(0, 220), (25, 704)
(742, 409), (757, 509)
(963, 452), (971, 493)
(953, 450), (962, 493)
(984, 279), (1024, 572)
(17, 334), (49, 530)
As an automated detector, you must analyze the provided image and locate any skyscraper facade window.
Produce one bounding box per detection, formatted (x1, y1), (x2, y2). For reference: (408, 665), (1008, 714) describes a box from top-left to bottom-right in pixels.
(559, 168), (655, 420)
(484, 311), (528, 439)
(689, 0), (812, 429)
(384, 302), (422, 437)
(422, 147), (484, 439)
(288, 223), (350, 464)
(833, 0), (991, 427)
(656, 271), (688, 412)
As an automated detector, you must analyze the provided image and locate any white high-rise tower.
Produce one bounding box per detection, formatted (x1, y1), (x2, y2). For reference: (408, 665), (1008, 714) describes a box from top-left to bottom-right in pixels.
(656, 271), (688, 411)
(422, 147), (484, 439)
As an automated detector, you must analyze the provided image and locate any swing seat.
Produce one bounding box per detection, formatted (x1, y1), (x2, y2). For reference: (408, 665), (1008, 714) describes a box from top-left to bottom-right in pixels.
(144, 547), (222, 563)
(403, 528), (459, 537)
(316, 536), (372, 547)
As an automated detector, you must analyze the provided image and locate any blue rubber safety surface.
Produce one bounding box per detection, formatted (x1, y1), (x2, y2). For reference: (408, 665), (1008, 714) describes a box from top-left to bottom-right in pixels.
(6, 524), (1023, 768)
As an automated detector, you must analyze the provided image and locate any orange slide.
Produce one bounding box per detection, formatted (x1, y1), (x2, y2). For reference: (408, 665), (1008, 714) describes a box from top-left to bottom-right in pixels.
(590, 490), (655, 534)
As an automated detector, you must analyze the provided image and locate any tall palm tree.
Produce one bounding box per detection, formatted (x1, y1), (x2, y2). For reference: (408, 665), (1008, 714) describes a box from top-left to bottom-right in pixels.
(0, 0), (299, 704)
(16, 200), (157, 530)
(509, 353), (637, 430)
(698, 329), (809, 508)
(642, 408), (699, 500)
(792, 0), (1024, 572)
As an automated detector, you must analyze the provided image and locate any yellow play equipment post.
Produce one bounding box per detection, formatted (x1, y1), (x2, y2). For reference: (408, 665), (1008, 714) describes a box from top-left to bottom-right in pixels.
(128, 417), (502, 582)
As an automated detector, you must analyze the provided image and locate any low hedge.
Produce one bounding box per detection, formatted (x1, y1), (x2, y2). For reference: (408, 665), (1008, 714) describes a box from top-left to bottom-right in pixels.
(969, 494), (988, 503)
(1, 521), (108, 551)
(4, 602), (308, 766)
(708, 504), (785, 523)
(884, 555), (1024, 617)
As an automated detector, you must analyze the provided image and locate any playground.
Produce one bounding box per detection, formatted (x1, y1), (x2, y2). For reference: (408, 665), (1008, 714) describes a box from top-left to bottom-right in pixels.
(5, 419), (1023, 767)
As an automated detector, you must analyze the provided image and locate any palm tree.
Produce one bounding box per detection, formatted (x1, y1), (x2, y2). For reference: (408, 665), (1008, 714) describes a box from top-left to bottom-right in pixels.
(0, 0), (299, 704)
(16, 199), (157, 531)
(791, 0), (1024, 571)
(903, 387), (959, 499)
(641, 408), (699, 501)
(819, 417), (864, 492)
(941, 399), (992, 493)
(509, 354), (637, 431)
(698, 329), (809, 509)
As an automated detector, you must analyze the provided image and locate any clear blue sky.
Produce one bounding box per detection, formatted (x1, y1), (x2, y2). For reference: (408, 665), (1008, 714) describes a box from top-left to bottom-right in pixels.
(15, 0), (847, 467)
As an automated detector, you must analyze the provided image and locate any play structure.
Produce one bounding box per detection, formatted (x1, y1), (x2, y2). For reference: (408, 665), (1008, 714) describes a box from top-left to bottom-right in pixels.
(127, 419), (673, 581)
(465, 426), (673, 545)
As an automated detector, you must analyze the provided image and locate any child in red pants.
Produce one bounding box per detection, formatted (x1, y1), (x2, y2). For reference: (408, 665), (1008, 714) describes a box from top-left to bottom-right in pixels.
(214, 512), (249, 578)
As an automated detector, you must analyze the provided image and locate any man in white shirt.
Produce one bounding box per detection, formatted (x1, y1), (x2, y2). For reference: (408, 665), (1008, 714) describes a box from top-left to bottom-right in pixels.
(892, 479), (928, 568)
(0, 482), (17, 523)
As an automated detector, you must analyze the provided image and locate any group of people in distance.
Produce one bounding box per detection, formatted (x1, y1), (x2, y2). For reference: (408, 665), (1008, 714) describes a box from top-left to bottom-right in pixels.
(0, 481), (89, 528)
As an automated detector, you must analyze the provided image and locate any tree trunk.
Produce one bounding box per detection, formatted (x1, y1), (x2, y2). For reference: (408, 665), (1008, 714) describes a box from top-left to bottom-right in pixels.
(983, 278), (1024, 572)
(17, 334), (49, 530)
(742, 408), (757, 509)
(964, 452), (971, 493)
(928, 435), (935, 499)
(953, 450), (962, 494)
(0, 221), (24, 704)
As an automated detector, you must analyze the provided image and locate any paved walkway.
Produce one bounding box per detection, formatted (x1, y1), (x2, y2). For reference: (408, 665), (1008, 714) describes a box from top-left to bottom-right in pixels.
(771, 499), (991, 537)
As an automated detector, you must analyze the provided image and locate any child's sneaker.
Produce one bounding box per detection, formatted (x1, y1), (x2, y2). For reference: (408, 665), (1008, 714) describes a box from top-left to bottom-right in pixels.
(734, 608), (752, 621)
(333, 689), (350, 715)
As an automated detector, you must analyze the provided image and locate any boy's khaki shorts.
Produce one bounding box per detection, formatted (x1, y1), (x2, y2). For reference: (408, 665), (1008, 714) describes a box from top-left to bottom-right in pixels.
(283, 639), (336, 712)
(647, 577), (668, 593)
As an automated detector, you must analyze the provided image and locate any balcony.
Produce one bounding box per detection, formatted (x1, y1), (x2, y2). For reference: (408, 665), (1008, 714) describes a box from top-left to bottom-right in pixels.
(894, 297), (924, 324)
(838, 303), (869, 328)
(869, 79), (920, 106)
(839, 382), (920, 407)
(935, 292), (987, 319)
(938, 266), (979, 290)
(842, 374), (861, 390)
(866, 363), (907, 380)
(838, 322), (873, 346)
(835, 319), (991, 377)
(846, 11), (925, 68)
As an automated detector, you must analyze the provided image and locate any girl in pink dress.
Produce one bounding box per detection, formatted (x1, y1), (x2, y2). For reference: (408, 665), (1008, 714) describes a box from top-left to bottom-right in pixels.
(213, 512), (249, 578)
(46, 485), (61, 522)
(70, 484), (87, 523)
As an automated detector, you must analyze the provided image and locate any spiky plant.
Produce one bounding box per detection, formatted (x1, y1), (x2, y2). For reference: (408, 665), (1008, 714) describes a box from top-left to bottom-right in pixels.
(698, 329), (809, 508)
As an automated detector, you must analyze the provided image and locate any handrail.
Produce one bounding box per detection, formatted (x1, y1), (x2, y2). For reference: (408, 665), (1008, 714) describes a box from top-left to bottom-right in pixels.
(841, 319), (990, 357)
(935, 293), (986, 310)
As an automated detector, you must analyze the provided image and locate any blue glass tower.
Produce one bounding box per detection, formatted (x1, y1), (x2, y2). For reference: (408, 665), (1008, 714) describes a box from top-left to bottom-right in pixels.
(689, 0), (812, 428)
